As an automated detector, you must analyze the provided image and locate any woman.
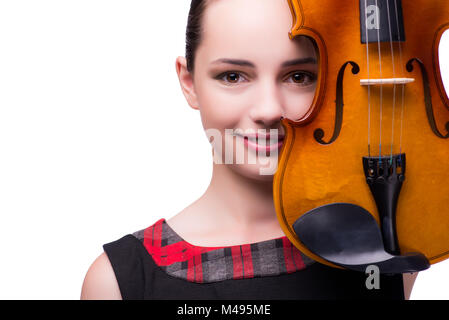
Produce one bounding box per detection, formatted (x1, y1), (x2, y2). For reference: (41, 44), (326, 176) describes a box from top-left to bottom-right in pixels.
(81, 0), (416, 299)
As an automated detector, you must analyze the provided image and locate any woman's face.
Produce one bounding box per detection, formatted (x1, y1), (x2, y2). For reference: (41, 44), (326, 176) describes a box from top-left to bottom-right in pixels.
(180, 0), (318, 181)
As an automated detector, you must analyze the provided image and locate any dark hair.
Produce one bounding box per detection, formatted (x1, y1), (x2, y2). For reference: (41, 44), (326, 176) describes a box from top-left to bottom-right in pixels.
(186, 0), (208, 74)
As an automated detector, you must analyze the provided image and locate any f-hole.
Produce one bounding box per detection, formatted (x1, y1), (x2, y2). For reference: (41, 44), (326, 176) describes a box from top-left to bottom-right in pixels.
(407, 58), (449, 139)
(314, 61), (360, 145)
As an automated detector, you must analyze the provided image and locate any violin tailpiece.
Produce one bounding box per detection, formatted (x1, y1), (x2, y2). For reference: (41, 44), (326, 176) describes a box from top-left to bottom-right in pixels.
(363, 153), (405, 256)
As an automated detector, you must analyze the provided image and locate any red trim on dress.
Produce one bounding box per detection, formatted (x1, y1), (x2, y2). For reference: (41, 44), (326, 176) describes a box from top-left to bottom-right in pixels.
(141, 218), (307, 283)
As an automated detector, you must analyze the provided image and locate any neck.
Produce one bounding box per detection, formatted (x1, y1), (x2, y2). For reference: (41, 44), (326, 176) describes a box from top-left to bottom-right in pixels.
(200, 162), (279, 229)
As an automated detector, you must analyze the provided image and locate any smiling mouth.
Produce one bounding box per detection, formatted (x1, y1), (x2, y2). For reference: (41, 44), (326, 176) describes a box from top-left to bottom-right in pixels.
(243, 135), (284, 143)
(236, 131), (285, 141)
(236, 133), (285, 153)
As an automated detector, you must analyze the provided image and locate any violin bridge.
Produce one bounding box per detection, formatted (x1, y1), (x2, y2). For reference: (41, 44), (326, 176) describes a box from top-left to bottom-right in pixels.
(360, 78), (415, 85)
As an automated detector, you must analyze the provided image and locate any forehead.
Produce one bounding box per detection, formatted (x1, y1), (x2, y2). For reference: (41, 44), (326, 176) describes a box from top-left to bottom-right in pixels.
(198, 0), (315, 63)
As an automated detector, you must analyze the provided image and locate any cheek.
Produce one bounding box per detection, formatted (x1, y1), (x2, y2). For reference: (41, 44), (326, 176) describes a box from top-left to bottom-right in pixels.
(283, 88), (317, 120)
(196, 84), (248, 131)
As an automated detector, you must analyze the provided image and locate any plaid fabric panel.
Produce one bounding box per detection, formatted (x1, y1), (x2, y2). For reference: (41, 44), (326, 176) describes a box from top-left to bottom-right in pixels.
(132, 218), (314, 283)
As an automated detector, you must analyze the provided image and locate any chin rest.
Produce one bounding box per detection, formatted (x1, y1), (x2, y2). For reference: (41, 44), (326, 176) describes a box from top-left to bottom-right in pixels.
(292, 203), (430, 274)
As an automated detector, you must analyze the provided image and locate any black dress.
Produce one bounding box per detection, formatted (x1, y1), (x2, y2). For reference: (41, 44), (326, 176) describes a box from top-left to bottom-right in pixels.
(103, 218), (404, 300)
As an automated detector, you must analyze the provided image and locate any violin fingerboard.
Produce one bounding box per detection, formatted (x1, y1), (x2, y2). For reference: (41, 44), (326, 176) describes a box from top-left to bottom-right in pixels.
(360, 0), (406, 43)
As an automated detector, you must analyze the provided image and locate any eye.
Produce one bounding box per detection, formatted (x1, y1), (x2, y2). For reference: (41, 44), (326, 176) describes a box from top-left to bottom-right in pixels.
(215, 71), (247, 85)
(285, 71), (317, 87)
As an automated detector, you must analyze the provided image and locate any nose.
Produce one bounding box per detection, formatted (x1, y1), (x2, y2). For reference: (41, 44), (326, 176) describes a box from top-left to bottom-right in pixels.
(248, 78), (285, 128)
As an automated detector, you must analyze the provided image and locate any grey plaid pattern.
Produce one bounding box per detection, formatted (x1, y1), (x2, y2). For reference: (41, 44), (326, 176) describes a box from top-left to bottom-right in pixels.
(132, 219), (315, 283)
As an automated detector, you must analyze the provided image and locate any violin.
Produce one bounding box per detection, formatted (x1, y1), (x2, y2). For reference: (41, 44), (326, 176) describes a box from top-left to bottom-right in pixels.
(274, 0), (449, 273)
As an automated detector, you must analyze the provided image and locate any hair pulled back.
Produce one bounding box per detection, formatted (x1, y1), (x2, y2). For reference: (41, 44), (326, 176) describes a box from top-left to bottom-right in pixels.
(185, 0), (208, 74)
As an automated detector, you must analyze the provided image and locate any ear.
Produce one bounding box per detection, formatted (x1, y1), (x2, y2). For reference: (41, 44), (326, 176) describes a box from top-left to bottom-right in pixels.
(175, 56), (199, 110)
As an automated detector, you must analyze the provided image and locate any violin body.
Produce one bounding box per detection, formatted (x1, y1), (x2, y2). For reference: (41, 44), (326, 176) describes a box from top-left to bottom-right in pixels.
(274, 0), (449, 269)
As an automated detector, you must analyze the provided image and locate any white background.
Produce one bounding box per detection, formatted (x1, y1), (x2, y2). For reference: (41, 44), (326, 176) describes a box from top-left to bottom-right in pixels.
(0, 1), (448, 300)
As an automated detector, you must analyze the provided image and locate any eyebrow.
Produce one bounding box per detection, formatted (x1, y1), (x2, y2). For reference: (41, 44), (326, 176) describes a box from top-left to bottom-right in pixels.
(210, 57), (317, 68)
(281, 57), (317, 67)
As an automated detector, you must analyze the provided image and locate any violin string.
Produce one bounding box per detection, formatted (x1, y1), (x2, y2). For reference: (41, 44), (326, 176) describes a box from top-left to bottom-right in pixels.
(386, 0), (397, 164)
(394, 0), (405, 159)
(365, 0), (372, 158)
(375, 0), (383, 162)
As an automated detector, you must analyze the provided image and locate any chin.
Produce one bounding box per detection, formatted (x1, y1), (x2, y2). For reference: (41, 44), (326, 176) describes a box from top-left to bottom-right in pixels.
(230, 163), (276, 183)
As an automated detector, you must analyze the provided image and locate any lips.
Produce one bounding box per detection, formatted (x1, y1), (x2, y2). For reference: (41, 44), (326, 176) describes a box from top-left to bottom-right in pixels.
(236, 133), (285, 153)
(244, 136), (283, 145)
(242, 133), (284, 140)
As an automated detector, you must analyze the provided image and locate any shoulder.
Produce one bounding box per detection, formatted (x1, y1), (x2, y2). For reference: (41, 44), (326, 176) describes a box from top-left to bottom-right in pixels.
(80, 252), (122, 300)
(403, 272), (419, 300)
